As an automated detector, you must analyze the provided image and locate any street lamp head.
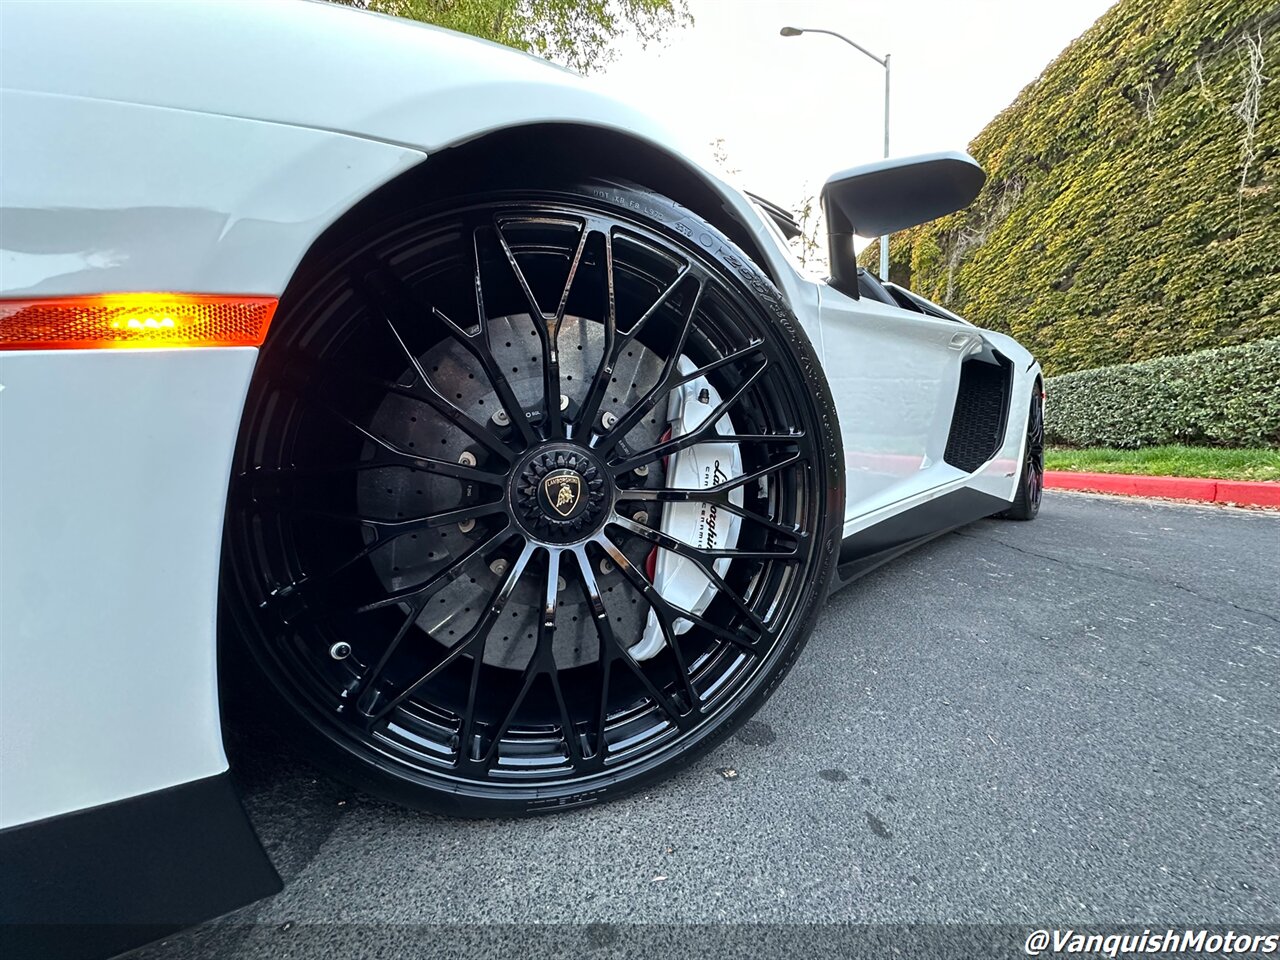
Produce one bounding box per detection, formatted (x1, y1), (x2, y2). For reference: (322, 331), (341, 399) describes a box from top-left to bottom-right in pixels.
(779, 26), (803, 37)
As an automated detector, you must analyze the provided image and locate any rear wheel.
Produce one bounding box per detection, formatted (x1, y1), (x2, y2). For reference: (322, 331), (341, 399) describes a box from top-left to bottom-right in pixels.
(1001, 386), (1044, 521)
(223, 179), (843, 816)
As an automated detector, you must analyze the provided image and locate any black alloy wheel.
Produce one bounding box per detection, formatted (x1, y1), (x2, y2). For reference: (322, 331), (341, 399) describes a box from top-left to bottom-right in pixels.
(224, 179), (843, 815)
(1002, 387), (1044, 521)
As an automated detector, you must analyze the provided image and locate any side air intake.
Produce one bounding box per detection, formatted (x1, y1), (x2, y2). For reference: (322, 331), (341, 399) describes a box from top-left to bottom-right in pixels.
(944, 351), (1012, 472)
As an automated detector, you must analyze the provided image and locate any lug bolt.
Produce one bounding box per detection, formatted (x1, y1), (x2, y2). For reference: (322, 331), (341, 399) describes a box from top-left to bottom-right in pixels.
(490, 559), (509, 576)
(633, 464), (649, 477)
(601, 411), (618, 430)
(632, 510), (649, 524)
(458, 451), (477, 467)
(560, 394), (570, 411)
(557, 575), (567, 592)
(492, 409), (511, 427)
(599, 558), (615, 575)
(329, 642), (352, 661)
(458, 518), (475, 534)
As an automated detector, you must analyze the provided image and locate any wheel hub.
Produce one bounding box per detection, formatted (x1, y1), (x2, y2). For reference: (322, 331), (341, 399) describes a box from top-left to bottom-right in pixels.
(513, 446), (610, 544)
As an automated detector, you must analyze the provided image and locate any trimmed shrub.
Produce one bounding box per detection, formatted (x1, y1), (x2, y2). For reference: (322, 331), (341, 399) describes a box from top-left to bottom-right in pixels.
(1044, 338), (1280, 448)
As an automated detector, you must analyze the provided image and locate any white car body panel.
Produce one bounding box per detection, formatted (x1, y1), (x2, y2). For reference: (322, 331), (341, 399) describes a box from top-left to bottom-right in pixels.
(815, 283), (1036, 530)
(0, 0), (806, 318)
(818, 285), (972, 519)
(1, 90), (424, 298)
(0, 348), (256, 827)
(0, 0), (1041, 866)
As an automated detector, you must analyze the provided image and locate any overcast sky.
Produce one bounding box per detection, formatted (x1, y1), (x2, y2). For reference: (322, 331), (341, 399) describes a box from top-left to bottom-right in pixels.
(597, 0), (1117, 214)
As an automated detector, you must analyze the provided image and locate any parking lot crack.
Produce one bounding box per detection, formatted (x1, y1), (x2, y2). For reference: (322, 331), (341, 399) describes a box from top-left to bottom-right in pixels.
(953, 531), (1280, 627)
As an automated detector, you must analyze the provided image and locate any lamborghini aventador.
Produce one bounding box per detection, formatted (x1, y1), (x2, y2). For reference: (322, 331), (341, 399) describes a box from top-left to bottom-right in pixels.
(0, 0), (1042, 951)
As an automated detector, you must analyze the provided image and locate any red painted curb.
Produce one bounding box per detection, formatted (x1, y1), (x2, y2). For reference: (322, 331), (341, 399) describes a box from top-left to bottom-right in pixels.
(1213, 480), (1280, 507)
(1045, 471), (1280, 508)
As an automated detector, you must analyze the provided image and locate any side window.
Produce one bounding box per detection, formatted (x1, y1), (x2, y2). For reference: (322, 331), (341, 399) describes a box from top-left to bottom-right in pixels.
(855, 268), (898, 306)
(885, 286), (925, 314)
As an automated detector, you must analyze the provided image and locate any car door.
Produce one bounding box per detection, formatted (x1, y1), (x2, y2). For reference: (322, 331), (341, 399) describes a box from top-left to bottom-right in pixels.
(813, 151), (990, 528)
(817, 281), (981, 524)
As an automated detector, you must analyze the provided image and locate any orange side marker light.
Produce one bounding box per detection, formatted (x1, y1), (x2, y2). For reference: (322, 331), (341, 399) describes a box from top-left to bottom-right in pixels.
(0, 294), (277, 350)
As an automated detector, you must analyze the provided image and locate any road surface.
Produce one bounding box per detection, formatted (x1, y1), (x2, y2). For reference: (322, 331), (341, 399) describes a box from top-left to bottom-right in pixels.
(142, 492), (1280, 958)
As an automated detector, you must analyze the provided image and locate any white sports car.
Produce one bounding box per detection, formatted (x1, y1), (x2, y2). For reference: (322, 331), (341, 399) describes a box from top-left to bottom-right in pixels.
(0, 0), (1042, 952)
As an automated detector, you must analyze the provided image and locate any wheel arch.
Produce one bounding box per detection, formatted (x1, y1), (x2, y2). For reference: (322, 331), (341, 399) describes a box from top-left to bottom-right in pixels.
(266, 122), (784, 350)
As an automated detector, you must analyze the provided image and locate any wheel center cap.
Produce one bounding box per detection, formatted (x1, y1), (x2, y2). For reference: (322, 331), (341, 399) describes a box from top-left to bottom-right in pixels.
(513, 446), (610, 544)
(539, 469), (586, 519)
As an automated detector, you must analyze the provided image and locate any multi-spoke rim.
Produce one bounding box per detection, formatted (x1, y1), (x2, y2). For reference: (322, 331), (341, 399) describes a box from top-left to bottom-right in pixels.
(226, 194), (826, 796)
(1025, 389), (1045, 509)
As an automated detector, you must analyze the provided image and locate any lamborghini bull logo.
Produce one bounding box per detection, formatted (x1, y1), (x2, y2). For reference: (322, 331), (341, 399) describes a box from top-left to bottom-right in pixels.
(543, 472), (582, 517)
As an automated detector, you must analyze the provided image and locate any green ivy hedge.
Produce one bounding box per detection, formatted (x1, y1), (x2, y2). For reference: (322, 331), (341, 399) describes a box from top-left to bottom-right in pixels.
(1044, 338), (1280, 448)
(860, 0), (1280, 377)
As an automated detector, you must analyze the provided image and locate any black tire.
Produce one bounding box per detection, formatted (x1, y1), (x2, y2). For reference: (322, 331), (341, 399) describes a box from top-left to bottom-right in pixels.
(222, 178), (844, 816)
(1000, 386), (1044, 521)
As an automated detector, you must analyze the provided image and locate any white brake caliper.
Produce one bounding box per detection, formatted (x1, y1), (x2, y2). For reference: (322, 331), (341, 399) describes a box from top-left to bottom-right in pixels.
(630, 356), (742, 661)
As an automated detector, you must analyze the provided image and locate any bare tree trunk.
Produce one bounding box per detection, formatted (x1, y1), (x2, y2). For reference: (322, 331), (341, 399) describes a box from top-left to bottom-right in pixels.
(1232, 28), (1268, 225)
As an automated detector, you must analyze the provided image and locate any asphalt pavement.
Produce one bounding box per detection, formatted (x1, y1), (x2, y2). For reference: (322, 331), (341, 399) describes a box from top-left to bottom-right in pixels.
(141, 492), (1279, 959)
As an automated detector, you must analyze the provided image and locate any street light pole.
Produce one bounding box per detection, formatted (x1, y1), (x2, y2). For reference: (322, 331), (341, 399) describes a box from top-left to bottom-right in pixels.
(781, 26), (892, 282)
(880, 53), (890, 283)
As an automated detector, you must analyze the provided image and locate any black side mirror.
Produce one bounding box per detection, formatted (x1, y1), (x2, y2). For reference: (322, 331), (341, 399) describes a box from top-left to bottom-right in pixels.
(821, 151), (986, 298)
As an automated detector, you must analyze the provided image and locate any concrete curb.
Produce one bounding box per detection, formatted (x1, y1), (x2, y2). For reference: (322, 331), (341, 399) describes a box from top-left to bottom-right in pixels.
(1045, 471), (1280, 508)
